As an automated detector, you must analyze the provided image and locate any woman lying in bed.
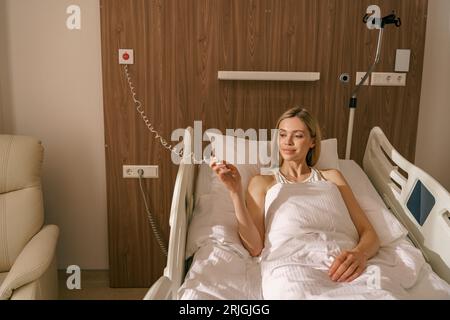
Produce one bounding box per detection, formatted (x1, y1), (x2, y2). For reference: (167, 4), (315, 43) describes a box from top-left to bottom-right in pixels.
(211, 107), (379, 282)
(210, 107), (386, 299)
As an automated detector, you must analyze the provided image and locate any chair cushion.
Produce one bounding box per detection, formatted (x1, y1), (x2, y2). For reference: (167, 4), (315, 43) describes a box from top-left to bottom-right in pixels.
(0, 135), (45, 272)
(0, 135), (43, 194)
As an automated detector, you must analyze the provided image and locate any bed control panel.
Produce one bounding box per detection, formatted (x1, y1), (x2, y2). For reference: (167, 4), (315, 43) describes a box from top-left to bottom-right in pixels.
(406, 180), (436, 226)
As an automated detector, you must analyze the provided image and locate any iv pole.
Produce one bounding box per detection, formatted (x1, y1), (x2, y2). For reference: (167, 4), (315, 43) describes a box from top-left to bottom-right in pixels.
(345, 11), (401, 160)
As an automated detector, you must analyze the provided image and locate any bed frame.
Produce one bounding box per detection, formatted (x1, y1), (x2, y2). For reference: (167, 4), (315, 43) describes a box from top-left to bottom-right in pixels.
(144, 126), (450, 300)
(363, 127), (450, 283)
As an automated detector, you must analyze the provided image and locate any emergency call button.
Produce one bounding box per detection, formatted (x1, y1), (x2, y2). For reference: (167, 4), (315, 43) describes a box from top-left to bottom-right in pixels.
(119, 49), (134, 64)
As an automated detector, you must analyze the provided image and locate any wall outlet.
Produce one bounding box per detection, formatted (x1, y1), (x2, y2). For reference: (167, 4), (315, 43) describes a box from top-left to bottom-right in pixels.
(123, 166), (159, 179)
(356, 72), (370, 86)
(371, 72), (407, 86)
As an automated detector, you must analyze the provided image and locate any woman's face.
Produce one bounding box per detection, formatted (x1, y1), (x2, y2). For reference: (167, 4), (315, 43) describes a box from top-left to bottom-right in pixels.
(278, 117), (315, 163)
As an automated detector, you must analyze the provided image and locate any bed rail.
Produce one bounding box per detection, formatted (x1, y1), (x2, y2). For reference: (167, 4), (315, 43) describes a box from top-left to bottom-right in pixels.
(363, 127), (450, 283)
(145, 127), (196, 300)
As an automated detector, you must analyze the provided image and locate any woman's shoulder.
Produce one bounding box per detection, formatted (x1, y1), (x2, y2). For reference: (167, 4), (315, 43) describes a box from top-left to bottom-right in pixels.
(318, 168), (347, 185)
(248, 174), (276, 194)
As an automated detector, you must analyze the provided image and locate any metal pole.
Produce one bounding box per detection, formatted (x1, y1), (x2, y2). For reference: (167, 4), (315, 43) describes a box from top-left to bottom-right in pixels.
(345, 28), (384, 160)
(345, 108), (356, 160)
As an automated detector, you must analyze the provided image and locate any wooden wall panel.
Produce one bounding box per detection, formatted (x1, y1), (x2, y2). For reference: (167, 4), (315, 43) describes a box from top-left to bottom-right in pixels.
(100, 0), (428, 287)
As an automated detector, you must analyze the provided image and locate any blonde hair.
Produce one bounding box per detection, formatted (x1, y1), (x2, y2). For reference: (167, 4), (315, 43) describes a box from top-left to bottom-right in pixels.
(275, 107), (322, 167)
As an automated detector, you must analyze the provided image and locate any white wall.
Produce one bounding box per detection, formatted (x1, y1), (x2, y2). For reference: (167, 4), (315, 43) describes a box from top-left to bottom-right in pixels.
(0, 0), (108, 269)
(416, 0), (450, 191)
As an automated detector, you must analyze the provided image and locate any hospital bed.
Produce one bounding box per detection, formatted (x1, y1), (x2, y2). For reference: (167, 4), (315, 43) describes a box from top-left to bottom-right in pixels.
(144, 126), (450, 300)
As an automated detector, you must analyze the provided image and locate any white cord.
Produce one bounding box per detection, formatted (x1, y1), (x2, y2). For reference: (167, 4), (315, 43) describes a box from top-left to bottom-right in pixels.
(124, 65), (210, 164)
(124, 65), (181, 157)
(138, 170), (168, 257)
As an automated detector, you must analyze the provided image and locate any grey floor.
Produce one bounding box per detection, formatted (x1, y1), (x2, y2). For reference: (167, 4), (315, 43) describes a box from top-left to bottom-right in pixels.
(58, 270), (148, 300)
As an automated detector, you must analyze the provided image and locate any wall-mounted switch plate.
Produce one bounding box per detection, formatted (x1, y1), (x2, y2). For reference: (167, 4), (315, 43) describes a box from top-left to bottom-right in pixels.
(356, 72), (370, 86)
(123, 166), (158, 179)
(395, 49), (411, 72)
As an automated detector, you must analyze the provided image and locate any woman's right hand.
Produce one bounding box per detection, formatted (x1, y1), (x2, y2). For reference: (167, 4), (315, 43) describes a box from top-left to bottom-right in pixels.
(210, 160), (242, 195)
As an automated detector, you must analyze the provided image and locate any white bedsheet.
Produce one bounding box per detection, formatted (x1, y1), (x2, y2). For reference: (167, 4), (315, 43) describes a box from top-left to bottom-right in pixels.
(178, 243), (262, 300)
(178, 243), (263, 300)
(178, 160), (450, 300)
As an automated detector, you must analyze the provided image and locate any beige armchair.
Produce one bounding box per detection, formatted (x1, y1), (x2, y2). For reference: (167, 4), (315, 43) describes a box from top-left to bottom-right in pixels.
(0, 135), (59, 300)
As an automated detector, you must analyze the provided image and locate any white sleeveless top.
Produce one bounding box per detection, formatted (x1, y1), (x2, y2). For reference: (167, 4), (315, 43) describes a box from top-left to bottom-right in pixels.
(274, 167), (326, 184)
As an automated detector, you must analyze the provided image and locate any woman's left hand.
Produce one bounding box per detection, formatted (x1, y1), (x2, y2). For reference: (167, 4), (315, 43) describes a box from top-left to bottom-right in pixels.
(328, 248), (368, 282)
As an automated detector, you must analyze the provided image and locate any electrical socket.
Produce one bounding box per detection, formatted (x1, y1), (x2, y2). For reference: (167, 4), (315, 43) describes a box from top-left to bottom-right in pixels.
(123, 165), (159, 179)
(371, 72), (407, 86)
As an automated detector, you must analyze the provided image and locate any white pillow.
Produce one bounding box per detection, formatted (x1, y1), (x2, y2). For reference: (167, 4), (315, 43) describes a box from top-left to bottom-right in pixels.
(338, 160), (408, 246)
(315, 138), (340, 170)
(357, 196), (408, 247)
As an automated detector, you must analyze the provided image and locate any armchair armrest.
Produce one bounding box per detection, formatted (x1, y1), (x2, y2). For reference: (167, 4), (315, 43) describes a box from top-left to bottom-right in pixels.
(0, 225), (59, 300)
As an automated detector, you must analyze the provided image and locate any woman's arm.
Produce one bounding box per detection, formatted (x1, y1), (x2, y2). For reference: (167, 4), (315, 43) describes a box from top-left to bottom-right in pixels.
(230, 176), (266, 257)
(211, 161), (266, 257)
(322, 169), (380, 282)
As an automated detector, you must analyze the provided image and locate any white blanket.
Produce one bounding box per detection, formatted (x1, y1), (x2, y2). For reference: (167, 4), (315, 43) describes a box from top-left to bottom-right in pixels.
(261, 181), (450, 299)
(178, 243), (262, 300)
